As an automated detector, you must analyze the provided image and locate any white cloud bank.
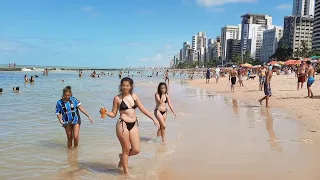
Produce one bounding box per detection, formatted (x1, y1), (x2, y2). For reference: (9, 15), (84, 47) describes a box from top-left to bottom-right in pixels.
(195, 0), (256, 7)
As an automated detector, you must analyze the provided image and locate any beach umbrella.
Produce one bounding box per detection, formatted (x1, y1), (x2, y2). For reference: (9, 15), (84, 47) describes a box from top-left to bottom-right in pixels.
(240, 63), (253, 68)
(267, 61), (279, 65)
(284, 60), (301, 66)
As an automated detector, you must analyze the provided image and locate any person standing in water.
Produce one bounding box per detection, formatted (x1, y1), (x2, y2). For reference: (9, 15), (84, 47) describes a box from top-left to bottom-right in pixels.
(164, 70), (169, 84)
(56, 87), (93, 148)
(24, 75), (29, 83)
(304, 61), (315, 98)
(118, 71), (123, 79)
(30, 76), (35, 83)
(206, 68), (211, 83)
(229, 67), (237, 92)
(100, 77), (159, 177)
(154, 82), (176, 144)
(259, 66), (280, 107)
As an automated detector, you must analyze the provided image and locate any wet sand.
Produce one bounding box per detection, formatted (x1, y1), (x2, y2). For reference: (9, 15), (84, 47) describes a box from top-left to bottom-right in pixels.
(158, 79), (320, 180)
(189, 74), (320, 140)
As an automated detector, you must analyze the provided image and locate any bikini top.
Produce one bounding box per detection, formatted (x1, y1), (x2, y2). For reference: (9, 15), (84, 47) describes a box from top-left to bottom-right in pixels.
(160, 94), (168, 103)
(119, 94), (138, 111)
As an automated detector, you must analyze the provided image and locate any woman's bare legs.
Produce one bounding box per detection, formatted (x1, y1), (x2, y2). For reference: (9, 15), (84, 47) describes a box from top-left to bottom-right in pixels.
(116, 122), (140, 176)
(155, 110), (167, 143)
(65, 124), (73, 148)
(73, 124), (80, 148)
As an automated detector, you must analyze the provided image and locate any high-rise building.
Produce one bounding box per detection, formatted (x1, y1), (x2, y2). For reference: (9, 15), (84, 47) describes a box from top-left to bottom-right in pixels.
(312, 0), (320, 50)
(192, 32), (207, 62)
(283, 16), (313, 55)
(221, 25), (241, 61)
(226, 39), (241, 62)
(292, 0), (315, 17)
(261, 26), (283, 62)
(207, 37), (221, 60)
(212, 36), (221, 59)
(182, 42), (190, 62)
(241, 14), (272, 60)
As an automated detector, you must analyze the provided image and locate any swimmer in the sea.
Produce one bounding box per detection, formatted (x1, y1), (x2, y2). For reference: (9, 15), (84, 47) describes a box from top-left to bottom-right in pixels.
(24, 75), (29, 82)
(30, 76), (35, 83)
(0, 88), (3, 94)
(154, 82), (176, 144)
(55, 87), (93, 148)
(100, 77), (159, 177)
(13, 87), (20, 93)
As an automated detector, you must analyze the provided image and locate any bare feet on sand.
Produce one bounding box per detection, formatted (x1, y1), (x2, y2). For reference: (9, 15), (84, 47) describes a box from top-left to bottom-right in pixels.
(258, 100), (262, 105)
(118, 154), (122, 169)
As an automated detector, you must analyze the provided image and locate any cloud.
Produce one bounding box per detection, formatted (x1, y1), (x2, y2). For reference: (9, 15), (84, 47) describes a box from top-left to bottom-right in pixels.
(0, 40), (32, 53)
(139, 52), (176, 62)
(81, 6), (100, 16)
(195, 0), (256, 7)
(276, 4), (292, 9)
(211, 8), (225, 12)
(164, 44), (173, 50)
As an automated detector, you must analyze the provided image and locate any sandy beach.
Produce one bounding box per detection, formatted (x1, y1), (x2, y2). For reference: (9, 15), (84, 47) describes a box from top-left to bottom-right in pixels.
(189, 73), (320, 140)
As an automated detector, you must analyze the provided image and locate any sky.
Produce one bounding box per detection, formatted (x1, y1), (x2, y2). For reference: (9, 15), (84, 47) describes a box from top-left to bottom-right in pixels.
(0, 0), (293, 68)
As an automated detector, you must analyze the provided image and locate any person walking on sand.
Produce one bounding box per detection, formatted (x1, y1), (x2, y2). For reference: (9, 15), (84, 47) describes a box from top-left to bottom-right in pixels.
(55, 87), (93, 148)
(259, 66), (280, 107)
(154, 82), (176, 144)
(99, 77), (159, 177)
(259, 65), (267, 91)
(215, 67), (220, 83)
(206, 68), (211, 83)
(304, 61), (315, 98)
(297, 61), (307, 90)
(238, 67), (244, 87)
(229, 67), (238, 92)
(164, 70), (170, 84)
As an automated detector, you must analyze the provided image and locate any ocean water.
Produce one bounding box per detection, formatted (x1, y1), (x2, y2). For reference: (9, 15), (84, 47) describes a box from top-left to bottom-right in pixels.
(0, 71), (318, 180)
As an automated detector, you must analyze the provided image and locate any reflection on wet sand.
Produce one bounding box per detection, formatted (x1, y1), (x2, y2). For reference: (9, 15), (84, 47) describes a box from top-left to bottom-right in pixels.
(232, 99), (239, 115)
(262, 108), (282, 152)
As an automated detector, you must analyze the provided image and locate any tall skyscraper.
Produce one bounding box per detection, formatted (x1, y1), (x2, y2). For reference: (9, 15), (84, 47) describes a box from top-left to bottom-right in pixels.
(192, 32), (207, 62)
(312, 0), (320, 50)
(226, 39), (241, 62)
(283, 16), (313, 55)
(182, 42), (191, 62)
(292, 0), (315, 17)
(221, 25), (241, 61)
(261, 26), (283, 62)
(240, 14), (272, 61)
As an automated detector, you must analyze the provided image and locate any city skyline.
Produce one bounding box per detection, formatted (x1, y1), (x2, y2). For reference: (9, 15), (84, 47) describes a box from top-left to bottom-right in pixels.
(0, 0), (293, 68)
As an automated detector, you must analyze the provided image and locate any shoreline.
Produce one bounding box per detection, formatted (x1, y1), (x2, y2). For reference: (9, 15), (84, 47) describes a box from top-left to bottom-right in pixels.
(188, 74), (320, 136)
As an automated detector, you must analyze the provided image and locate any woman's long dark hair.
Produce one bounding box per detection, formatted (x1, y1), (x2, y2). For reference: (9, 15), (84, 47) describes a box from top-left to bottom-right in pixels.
(157, 82), (167, 95)
(119, 77), (134, 94)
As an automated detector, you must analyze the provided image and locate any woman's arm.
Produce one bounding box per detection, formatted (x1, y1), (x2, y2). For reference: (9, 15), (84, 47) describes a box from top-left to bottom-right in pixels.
(55, 103), (64, 124)
(155, 93), (161, 103)
(134, 94), (160, 128)
(105, 96), (119, 118)
(78, 105), (93, 123)
(166, 94), (176, 117)
(56, 114), (64, 124)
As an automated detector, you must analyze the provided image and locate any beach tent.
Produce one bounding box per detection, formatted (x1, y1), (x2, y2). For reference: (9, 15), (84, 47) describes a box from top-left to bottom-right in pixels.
(284, 60), (301, 66)
(240, 63), (253, 68)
